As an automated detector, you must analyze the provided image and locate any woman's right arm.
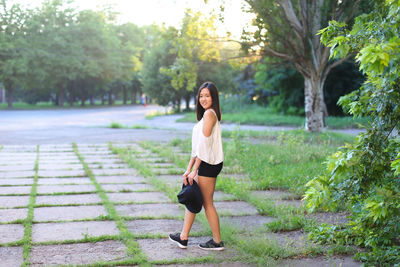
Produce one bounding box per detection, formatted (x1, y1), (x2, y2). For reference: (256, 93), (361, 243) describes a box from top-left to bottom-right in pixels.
(183, 157), (196, 185)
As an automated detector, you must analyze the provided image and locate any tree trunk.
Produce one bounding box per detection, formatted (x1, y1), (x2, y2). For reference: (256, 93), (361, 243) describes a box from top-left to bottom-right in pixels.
(123, 86), (127, 105)
(69, 83), (75, 107)
(90, 95), (94, 105)
(58, 85), (65, 107)
(80, 88), (85, 107)
(6, 88), (13, 108)
(304, 74), (325, 132)
(131, 87), (137, 104)
(185, 94), (190, 111)
(101, 95), (105, 105)
(108, 91), (113, 106)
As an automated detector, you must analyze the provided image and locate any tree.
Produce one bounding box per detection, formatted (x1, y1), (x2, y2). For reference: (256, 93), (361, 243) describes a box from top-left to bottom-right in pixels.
(0, 0), (29, 108)
(141, 26), (178, 108)
(303, 0), (400, 264)
(161, 9), (220, 111)
(244, 0), (362, 131)
(26, 0), (81, 107)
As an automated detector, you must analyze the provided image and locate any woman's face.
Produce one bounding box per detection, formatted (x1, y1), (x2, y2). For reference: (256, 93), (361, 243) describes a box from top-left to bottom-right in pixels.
(199, 88), (212, 110)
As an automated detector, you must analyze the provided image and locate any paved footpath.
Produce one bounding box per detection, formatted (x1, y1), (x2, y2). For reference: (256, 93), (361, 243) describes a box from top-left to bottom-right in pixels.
(0, 142), (361, 267)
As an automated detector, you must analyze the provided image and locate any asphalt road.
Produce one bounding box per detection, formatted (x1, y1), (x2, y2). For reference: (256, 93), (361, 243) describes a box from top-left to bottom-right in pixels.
(0, 105), (364, 145)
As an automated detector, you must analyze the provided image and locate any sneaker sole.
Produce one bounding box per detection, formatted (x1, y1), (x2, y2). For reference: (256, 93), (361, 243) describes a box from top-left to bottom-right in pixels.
(198, 245), (225, 251)
(168, 236), (187, 249)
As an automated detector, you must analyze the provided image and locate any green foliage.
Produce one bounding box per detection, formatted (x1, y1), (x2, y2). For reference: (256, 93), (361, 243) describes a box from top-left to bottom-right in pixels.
(254, 64), (304, 115)
(304, 1), (400, 265)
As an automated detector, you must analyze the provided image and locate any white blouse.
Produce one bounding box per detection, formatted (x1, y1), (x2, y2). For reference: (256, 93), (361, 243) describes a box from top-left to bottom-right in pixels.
(191, 109), (224, 165)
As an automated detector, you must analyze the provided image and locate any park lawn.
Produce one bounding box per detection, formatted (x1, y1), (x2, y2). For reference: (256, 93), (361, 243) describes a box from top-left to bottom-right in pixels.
(159, 129), (355, 197)
(132, 129), (357, 265)
(176, 107), (369, 129)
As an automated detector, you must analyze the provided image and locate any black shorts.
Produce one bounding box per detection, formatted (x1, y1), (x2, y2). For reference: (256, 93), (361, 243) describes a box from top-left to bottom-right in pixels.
(198, 161), (223, 178)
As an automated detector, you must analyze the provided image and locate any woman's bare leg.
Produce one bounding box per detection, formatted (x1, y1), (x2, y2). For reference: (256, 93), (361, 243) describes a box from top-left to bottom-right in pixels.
(198, 175), (221, 242)
(180, 209), (196, 240)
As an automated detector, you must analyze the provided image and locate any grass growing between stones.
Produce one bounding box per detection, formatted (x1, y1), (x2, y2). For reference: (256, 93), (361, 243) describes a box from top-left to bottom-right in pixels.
(22, 145), (39, 266)
(138, 136), (359, 266)
(109, 144), (236, 266)
(73, 143), (147, 265)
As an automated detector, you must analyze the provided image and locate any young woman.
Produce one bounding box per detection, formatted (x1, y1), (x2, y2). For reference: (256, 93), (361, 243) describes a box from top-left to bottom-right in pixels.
(169, 81), (224, 250)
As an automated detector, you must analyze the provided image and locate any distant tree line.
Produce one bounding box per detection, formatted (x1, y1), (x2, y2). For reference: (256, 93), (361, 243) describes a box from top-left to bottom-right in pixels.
(1, 0), (368, 130)
(0, 0), (240, 109)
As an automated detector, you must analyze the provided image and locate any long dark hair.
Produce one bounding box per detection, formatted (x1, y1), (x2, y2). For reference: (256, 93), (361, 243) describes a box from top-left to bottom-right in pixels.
(195, 81), (221, 121)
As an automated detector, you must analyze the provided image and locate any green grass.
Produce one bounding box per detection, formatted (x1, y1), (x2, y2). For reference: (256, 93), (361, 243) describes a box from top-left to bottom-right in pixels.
(108, 122), (149, 129)
(131, 141), (319, 266)
(22, 145), (39, 267)
(176, 106), (370, 129)
(73, 143), (148, 264)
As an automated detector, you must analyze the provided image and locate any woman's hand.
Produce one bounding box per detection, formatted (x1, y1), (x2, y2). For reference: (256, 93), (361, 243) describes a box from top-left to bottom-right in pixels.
(187, 170), (197, 185)
(182, 170), (190, 185)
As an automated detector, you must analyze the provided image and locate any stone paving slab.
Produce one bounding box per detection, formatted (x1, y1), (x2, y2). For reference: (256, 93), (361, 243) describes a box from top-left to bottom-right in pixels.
(32, 221), (120, 242)
(39, 159), (81, 165)
(36, 194), (102, 205)
(0, 186), (31, 195)
(107, 192), (171, 203)
(115, 203), (183, 218)
(81, 155), (120, 161)
(79, 151), (113, 155)
(156, 175), (181, 186)
(274, 199), (303, 208)
(251, 190), (298, 200)
(221, 215), (276, 231)
(30, 241), (128, 266)
(39, 153), (77, 158)
(0, 171), (35, 178)
(83, 158), (124, 164)
(36, 184), (96, 194)
(136, 157), (165, 163)
(138, 237), (234, 262)
(102, 183), (155, 192)
(0, 208), (28, 223)
(40, 146), (73, 152)
(0, 165), (34, 171)
(264, 230), (313, 250)
(92, 168), (138, 176)
(0, 153), (36, 158)
(37, 177), (91, 185)
(0, 178), (33, 185)
(1, 147), (35, 152)
(154, 168), (185, 175)
(307, 212), (350, 225)
(213, 191), (238, 202)
(126, 219), (204, 235)
(0, 196), (30, 208)
(34, 205), (108, 221)
(279, 256), (361, 267)
(0, 247), (23, 267)
(0, 224), (24, 243)
(88, 163), (130, 170)
(38, 164), (84, 170)
(214, 201), (259, 216)
(38, 169), (86, 177)
(96, 175), (146, 184)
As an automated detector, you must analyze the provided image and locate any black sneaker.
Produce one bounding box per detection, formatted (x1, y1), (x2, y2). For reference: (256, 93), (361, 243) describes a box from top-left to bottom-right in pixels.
(199, 239), (224, 251)
(168, 233), (188, 249)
